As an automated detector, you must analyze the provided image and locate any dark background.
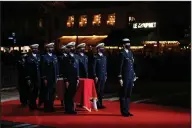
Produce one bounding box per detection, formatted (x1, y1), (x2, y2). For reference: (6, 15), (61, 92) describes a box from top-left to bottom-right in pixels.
(1, 1), (191, 109)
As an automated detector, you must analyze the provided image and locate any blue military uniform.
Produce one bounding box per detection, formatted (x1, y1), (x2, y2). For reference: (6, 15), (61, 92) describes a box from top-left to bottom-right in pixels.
(64, 42), (79, 114)
(93, 43), (107, 108)
(58, 50), (69, 81)
(38, 54), (46, 107)
(77, 43), (88, 78)
(26, 53), (41, 109)
(58, 45), (69, 106)
(118, 38), (135, 116)
(16, 53), (29, 105)
(41, 43), (59, 111)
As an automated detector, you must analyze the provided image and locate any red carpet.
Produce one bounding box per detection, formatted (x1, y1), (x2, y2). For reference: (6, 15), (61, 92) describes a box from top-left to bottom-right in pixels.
(1, 100), (190, 128)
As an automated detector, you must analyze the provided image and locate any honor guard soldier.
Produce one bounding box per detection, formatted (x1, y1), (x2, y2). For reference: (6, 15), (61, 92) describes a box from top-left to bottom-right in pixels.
(16, 52), (29, 106)
(64, 42), (79, 114)
(76, 43), (88, 78)
(93, 42), (107, 109)
(25, 44), (41, 110)
(58, 45), (69, 106)
(118, 38), (136, 117)
(41, 43), (59, 112)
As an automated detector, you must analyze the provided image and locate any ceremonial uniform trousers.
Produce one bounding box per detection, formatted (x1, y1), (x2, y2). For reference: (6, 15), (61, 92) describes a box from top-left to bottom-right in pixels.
(38, 55), (46, 106)
(64, 53), (79, 112)
(58, 53), (68, 105)
(41, 54), (59, 110)
(26, 54), (41, 109)
(93, 54), (107, 107)
(16, 56), (29, 105)
(118, 50), (135, 115)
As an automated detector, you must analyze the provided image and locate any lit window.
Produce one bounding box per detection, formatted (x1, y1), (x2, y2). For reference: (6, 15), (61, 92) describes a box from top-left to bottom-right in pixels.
(92, 14), (101, 26)
(129, 17), (135, 22)
(79, 15), (87, 27)
(67, 16), (74, 27)
(133, 22), (156, 29)
(107, 13), (115, 26)
(39, 19), (43, 28)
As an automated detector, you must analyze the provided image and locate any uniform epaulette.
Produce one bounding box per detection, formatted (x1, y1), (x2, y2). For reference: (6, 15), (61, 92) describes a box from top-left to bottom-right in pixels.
(93, 54), (98, 58)
(120, 51), (124, 54)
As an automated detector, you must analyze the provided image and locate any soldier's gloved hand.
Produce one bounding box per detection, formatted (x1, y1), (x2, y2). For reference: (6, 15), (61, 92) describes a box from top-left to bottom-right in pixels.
(65, 82), (69, 89)
(119, 79), (123, 87)
(27, 80), (31, 86)
(95, 77), (98, 83)
(77, 80), (79, 87)
(134, 77), (138, 82)
(105, 76), (107, 82)
(56, 78), (59, 83)
(44, 79), (48, 86)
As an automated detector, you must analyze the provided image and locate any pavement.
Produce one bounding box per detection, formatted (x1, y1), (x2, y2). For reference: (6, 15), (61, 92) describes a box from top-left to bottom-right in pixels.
(1, 85), (190, 128)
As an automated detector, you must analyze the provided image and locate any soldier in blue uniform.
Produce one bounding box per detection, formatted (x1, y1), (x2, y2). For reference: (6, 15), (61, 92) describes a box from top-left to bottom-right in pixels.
(76, 43), (88, 78)
(16, 52), (29, 106)
(25, 44), (41, 110)
(93, 43), (107, 109)
(41, 43), (59, 112)
(118, 38), (136, 117)
(58, 44), (69, 106)
(64, 42), (79, 114)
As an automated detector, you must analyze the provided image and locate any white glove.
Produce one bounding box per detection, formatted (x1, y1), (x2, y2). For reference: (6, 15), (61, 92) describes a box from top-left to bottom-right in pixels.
(77, 80), (79, 87)
(27, 80), (31, 85)
(134, 77), (138, 82)
(95, 77), (98, 83)
(119, 79), (123, 87)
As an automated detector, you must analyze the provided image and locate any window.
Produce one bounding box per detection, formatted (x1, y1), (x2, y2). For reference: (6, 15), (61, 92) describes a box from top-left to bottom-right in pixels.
(133, 22), (156, 29)
(67, 16), (74, 27)
(129, 17), (135, 22)
(79, 15), (87, 27)
(92, 14), (101, 26)
(107, 13), (115, 26)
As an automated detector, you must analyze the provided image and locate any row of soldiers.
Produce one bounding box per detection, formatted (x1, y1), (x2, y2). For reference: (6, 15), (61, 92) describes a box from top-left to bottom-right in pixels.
(17, 38), (136, 117)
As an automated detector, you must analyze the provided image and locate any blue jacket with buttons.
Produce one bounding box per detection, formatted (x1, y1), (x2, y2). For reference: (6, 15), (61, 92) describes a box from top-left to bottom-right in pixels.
(77, 53), (88, 78)
(25, 54), (41, 84)
(41, 53), (59, 85)
(118, 49), (135, 81)
(93, 53), (107, 80)
(65, 53), (80, 82)
(58, 53), (69, 81)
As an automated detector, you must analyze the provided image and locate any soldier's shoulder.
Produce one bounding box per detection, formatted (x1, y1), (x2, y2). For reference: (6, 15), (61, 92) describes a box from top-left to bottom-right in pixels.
(41, 54), (45, 57)
(119, 51), (124, 55)
(53, 54), (58, 58)
(93, 54), (98, 58)
(75, 54), (80, 57)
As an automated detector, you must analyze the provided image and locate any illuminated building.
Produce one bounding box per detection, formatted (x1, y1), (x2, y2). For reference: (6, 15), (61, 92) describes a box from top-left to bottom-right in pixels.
(92, 14), (101, 26)
(67, 16), (75, 27)
(79, 15), (87, 27)
(107, 13), (115, 26)
(1, 2), (190, 52)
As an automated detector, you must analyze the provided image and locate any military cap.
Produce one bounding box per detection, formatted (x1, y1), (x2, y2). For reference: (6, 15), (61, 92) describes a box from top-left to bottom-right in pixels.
(61, 45), (67, 49)
(45, 42), (54, 48)
(30, 44), (39, 49)
(122, 38), (131, 45)
(66, 42), (76, 48)
(77, 43), (86, 48)
(96, 42), (105, 48)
